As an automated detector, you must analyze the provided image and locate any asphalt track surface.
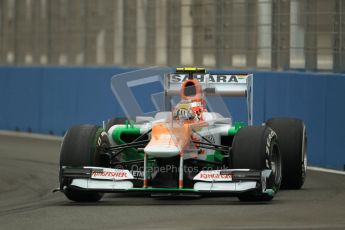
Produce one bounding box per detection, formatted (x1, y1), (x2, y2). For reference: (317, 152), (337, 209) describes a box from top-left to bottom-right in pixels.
(0, 133), (345, 230)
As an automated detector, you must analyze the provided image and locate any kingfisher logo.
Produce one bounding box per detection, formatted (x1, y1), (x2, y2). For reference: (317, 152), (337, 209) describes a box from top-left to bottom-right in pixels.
(91, 171), (128, 178)
(194, 170), (233, 181)
(199, 173), (232, 180)
(91, 169), (134, 180)
(169, 74), (247, 83)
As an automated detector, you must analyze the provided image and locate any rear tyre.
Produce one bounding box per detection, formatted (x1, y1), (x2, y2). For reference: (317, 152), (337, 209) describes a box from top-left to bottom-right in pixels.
(60, 124), (110, 202)
(232, 126), (282, 202)
(266, 118), (307, 189)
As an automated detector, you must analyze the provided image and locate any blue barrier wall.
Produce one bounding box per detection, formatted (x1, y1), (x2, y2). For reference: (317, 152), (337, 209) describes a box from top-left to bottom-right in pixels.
(0, 66), (344, 170)
(252, 71), (345, 170)
(0, 67), (133, 135)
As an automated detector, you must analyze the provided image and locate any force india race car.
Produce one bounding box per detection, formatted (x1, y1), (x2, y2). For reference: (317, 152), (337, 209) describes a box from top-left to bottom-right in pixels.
(57, 67), (307, 202)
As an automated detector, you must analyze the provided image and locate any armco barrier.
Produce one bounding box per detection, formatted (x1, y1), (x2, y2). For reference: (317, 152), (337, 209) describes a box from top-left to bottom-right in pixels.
(0, 66), (344, 170)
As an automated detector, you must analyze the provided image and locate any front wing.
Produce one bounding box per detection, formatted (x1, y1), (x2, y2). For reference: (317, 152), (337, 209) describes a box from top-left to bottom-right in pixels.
(60, 167), (275, 196)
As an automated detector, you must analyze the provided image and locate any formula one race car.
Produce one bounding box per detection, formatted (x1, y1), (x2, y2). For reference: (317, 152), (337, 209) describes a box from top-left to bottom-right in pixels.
(58, 67), (307, 202)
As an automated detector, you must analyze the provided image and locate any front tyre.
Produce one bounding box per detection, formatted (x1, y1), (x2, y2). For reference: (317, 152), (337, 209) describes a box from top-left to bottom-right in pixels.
(266, 118), (307, 189)
(232, 126), (282, 202)
(105, 117), (127, 132)
(60, 124), (110, 202)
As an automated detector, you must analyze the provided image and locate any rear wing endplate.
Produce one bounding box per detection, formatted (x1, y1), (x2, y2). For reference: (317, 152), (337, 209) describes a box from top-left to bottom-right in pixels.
(164, 73), (254, 125)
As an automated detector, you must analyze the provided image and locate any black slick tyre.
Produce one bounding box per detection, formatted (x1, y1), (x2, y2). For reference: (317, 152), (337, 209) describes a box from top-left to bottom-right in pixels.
(60, 124), (110, 202)
(105, 117), (127, 132)
(232, 125), (282, 202)
(266, 118), (307, 189)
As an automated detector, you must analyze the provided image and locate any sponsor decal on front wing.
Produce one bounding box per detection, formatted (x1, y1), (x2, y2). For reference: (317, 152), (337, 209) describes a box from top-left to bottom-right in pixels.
(90, 168), (134, 180)
(194, 170), (233, 182)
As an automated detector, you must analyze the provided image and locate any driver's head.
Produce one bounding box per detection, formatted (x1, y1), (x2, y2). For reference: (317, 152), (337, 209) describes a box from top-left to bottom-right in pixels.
(180, 79), (202, 101)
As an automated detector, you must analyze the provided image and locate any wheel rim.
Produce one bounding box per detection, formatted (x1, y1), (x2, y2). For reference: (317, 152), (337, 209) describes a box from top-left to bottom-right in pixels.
(301, 126), (307, 183)
(270, 143), (282, 185)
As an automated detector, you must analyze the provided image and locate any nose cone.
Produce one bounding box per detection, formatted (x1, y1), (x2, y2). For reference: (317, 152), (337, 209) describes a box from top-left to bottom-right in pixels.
(144, 137), (180, 157)
(144, 123), (191, 158)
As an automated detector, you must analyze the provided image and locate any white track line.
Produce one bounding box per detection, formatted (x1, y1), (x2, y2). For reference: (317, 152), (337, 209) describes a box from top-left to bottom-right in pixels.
(0, 130), (63, 141)
(1, 130), (345, 175)
(308, 166), (345, 176)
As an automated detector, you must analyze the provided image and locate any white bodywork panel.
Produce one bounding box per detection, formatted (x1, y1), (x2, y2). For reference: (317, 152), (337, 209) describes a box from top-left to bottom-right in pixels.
(108, 111), (232, 160)
(70, 167), (135, 190)
(194, 181), (257, 191)
(66, 167), (268, 193)
(71, 179), (133, 190)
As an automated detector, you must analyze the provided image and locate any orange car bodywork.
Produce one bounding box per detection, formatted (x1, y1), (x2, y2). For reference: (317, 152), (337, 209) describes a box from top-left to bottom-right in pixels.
(145, 79), (207, 157)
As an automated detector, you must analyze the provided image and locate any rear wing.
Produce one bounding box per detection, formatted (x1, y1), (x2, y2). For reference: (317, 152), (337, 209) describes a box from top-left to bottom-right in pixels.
(164, 73), (254, 125)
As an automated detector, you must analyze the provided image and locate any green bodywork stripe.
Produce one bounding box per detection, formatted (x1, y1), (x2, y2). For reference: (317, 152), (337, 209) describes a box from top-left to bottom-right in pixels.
(112, 125), (144, 161)
(228, 122), (246, 136)
(205, 150), (224, 162)
(111, 121), (246, 162)
(112, 126), (140, 144)
(263, 189), (275, 197)
(205, 155), (214, 161)
(129, 187), (197, 192)
(214, 150), (224, 162)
